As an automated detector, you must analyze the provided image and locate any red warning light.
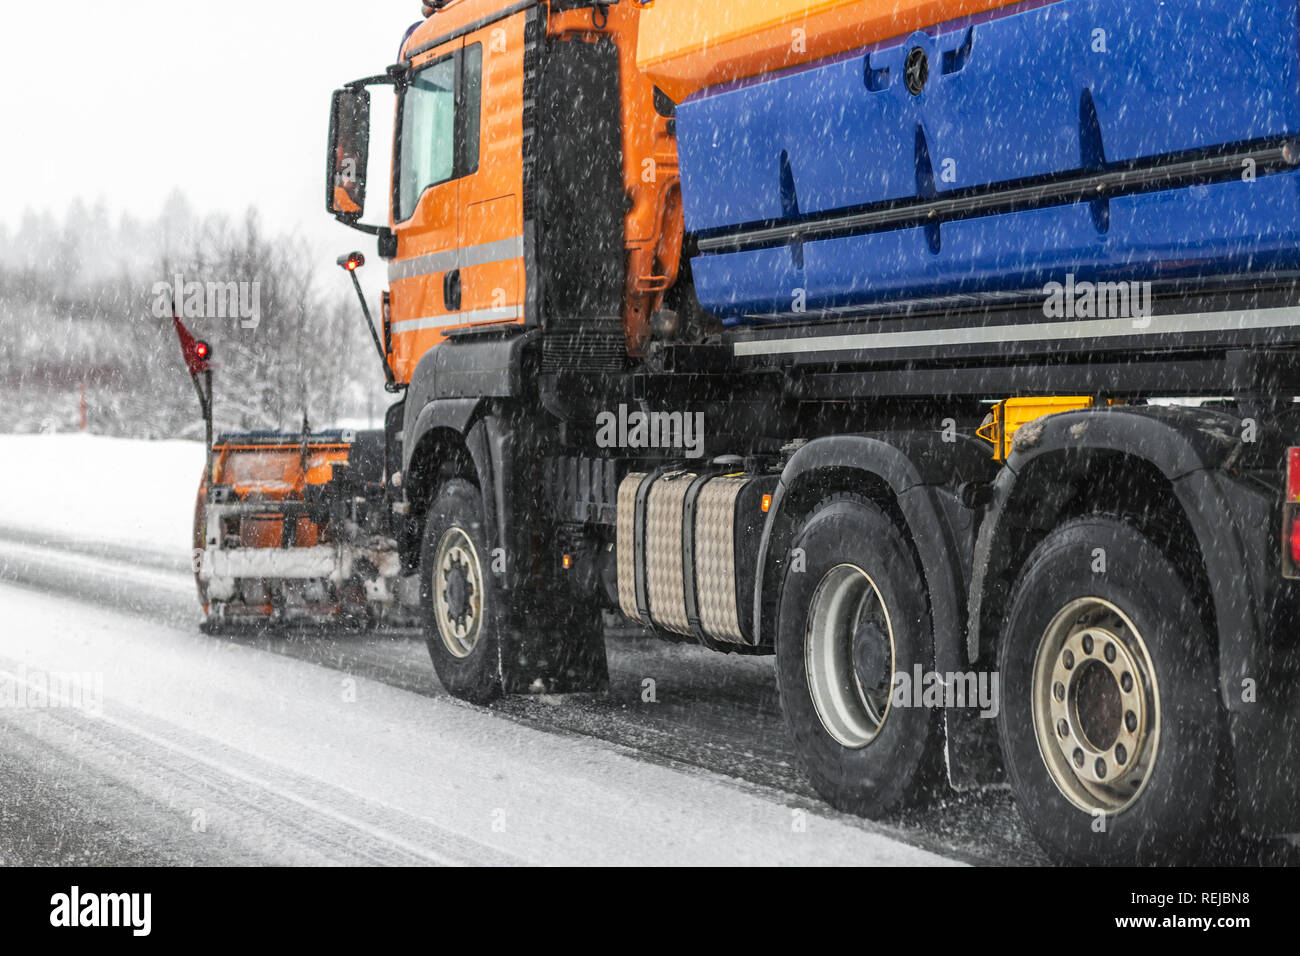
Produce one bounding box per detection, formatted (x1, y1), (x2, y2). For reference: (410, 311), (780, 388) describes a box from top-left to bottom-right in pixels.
(172, 316), (211, 377)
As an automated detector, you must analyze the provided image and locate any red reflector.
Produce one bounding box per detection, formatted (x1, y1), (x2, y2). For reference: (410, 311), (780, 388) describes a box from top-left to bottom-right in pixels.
(1289, 448), (1300, 501)
(1291, 519), (1300, 566)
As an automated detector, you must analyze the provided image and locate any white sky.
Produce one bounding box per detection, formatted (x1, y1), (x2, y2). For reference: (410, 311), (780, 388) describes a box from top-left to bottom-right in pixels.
(0, 1), (415, 255)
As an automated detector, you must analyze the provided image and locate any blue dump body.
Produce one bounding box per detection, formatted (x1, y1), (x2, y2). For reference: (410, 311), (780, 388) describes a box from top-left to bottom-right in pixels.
(677, 0), (1300, 323)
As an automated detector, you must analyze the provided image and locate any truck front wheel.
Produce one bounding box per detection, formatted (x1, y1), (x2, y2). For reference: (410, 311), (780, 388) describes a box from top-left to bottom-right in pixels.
(997, 516), (1225, 864)
(421, 479), (505, 704)
(420, 477), (609, 703)
(774, 494), (940, 817)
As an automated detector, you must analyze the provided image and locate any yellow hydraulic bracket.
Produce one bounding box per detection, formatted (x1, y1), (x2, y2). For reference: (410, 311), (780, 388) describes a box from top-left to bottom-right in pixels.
(977, 396), (1108, 462)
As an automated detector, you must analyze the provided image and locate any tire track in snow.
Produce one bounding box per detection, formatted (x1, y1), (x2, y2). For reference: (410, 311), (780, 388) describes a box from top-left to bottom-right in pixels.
(0, 663), (519, 866)
(0, 532), (1033, 865)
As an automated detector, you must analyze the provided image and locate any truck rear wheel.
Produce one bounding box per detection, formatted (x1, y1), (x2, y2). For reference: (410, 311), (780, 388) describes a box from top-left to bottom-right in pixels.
(421, 479), (505, 704)
(774, 494), (940, 817)
(997, 516), (1224, 864)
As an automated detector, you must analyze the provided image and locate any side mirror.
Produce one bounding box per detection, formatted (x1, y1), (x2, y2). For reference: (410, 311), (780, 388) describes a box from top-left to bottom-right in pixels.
(327, 87), (372, 222)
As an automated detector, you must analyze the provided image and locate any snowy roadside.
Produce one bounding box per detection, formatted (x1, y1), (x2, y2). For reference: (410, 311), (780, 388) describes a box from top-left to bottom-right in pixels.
(0, 434), (205, 561)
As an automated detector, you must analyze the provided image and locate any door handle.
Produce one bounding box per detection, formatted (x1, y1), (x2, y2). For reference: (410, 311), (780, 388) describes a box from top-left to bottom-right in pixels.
(444, 269), (462, 312)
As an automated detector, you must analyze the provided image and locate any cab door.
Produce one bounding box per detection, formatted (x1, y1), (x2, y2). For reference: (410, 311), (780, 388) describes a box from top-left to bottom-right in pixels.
(457, 21), (525, 330)
(388, 42), (464, 382)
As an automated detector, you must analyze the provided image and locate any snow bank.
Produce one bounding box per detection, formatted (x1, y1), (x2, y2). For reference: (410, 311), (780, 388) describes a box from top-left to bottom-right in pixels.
(0, 434), (205, 560)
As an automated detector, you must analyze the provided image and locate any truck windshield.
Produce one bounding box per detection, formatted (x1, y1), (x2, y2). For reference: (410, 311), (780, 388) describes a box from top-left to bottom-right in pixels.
(397, 56), (456, 220)
(396, 45), (482, 222)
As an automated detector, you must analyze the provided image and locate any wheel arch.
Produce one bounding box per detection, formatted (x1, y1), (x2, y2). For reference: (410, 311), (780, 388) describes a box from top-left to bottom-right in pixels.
(401, 330), (538, 594)
(966, 405), (1267, 713)
(404, 398), (530, 592)
(404, 399), (483, 512)
(754, 433), (990, 675)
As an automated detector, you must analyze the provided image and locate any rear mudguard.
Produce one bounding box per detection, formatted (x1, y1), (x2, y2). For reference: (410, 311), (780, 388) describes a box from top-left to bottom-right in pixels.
(753, 432), (998, 786)
(967, 404), (1300, 834)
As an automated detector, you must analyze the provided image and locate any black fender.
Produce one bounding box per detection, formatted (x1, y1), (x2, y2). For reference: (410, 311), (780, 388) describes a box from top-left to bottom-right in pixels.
(405, 396), (482, 477)
(401, 330), (537, 592)
(754, 432), (993, 671)
(753, 432), (998, 786)
(401, 327), (537, 469)
(407, 327), (537, 409)
(966, 404), (1265, 711)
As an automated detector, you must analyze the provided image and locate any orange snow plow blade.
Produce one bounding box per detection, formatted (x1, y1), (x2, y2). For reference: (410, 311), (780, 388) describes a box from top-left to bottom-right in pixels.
(193, 430), (411, 627)
(211, 437), (353, 549)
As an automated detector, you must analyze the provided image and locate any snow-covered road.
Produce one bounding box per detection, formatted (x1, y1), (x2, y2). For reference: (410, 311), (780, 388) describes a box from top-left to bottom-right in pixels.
(0, 565), (956, 865)
(0, 436), (1290, 866)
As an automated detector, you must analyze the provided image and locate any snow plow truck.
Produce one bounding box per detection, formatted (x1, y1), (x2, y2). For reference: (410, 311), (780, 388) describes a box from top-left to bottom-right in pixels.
(180, 0), (1300, 863)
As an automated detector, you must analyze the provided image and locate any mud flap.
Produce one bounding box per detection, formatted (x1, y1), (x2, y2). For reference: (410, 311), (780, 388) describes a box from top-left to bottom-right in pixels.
(499, 603), (609, 696)
(1230, 687), (1300, 836)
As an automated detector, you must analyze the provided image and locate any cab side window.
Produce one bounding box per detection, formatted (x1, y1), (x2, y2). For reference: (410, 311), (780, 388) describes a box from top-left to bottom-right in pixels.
(457, 44), (482, 178)
(396, 44), (483, 222)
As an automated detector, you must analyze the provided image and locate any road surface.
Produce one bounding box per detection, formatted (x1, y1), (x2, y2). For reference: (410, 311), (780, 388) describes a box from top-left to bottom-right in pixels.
(0, 528), (1291, 866)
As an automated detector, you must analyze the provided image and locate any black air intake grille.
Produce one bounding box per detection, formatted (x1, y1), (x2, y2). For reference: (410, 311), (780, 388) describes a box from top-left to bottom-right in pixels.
(542, 319), (626, 372)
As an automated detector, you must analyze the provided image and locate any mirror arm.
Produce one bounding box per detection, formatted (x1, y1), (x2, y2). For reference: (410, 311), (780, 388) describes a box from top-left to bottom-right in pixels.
(333, 221), (398, 259)
(346, 64), (409, 91)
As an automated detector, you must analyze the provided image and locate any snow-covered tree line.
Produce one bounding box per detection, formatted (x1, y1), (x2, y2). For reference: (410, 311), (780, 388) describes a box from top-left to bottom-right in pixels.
(0, 195), (371, 438)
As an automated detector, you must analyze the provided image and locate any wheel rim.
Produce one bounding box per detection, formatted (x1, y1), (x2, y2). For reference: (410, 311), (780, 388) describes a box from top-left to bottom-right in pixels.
(1031, 597), (1160, 815)
(433, 527), (484, 658)
(804, 564), (895, 749)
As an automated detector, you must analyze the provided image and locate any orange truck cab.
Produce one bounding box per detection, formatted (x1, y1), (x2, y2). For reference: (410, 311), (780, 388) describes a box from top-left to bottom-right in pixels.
(329, 0), (684, 380)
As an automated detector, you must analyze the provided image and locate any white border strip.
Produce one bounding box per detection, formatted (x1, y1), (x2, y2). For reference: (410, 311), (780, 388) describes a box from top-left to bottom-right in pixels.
(392, 306), (524, 335)
(732, 306), (1300, 357)
(388, 235), (524, 283)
